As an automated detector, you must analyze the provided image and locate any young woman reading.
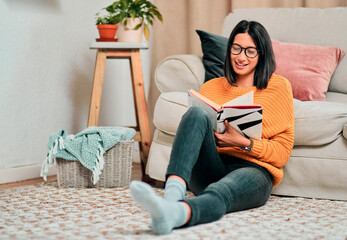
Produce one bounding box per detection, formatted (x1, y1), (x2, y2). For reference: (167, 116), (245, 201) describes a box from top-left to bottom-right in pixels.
(129, 20), (294, 235)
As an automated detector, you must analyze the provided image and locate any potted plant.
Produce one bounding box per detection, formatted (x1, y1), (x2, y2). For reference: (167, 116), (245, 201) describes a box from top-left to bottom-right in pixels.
(106, 0), (163, 42)
(95, 8), (120, 41)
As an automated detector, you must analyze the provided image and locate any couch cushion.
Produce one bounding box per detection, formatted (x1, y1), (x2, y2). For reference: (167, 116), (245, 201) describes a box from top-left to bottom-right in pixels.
(154, 92), (347, 146)
(293, 99), (347, 146)
(153, 92), (188, 135)
(326, 92), (347, 105)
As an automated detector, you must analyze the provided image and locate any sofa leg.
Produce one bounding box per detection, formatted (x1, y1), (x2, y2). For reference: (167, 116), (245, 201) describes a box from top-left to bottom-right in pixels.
(142, 174), (165, 188)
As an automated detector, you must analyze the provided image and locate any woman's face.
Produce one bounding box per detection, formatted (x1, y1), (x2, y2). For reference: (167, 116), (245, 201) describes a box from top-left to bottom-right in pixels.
(230, 33), (259, 80)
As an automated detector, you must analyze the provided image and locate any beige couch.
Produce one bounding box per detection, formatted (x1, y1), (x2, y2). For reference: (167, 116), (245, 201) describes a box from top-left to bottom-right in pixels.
(146, 8), (347, 201)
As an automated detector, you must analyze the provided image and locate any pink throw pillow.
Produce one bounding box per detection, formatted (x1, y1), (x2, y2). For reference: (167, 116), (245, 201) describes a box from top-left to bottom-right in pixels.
(272, 39), (345, 101)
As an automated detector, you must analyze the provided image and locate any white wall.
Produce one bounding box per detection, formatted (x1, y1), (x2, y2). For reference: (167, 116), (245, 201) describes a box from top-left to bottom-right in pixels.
(0, 0), (151, 183)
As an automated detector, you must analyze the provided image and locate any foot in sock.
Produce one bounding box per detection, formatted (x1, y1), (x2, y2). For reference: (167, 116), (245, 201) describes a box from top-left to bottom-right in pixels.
(164, 177), (186, 201)
(130, 180), (188, 235)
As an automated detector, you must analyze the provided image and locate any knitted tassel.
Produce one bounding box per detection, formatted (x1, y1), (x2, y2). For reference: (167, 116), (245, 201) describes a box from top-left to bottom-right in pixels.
(91, 143), (106, 184)
(40, 159), (49, 181)
(58, 137), (65, 150)
(92, 163), (101, 185)
(98, 143), (105, 170)
(40, 148), (55, 181)
(52, 139), (58, 154)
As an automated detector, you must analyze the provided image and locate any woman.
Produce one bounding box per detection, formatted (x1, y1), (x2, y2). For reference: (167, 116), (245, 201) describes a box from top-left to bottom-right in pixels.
(130, 20), (294, 235)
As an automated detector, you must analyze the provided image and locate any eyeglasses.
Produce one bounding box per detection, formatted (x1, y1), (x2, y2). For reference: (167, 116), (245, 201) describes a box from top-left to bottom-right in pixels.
(231, 43), (259, 58)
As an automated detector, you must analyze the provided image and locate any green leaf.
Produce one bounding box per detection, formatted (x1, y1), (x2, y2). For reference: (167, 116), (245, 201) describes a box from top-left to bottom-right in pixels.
(146, 15), (153, 26)
(106, 4), (115, 13)
(150, 9), (163, 22)
(133, 23), (143, 30)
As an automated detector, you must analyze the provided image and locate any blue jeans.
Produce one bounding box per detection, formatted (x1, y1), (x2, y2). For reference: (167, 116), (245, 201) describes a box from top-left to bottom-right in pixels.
(166, 107), (273, 226)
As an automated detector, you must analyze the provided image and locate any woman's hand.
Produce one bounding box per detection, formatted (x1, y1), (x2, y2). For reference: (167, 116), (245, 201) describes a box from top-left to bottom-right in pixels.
(214, 120), (251, 148)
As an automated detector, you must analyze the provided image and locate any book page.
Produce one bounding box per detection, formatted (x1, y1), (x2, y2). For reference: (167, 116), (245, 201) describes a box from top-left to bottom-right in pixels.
(222, 91), (254, 106)
(188, 89), (221, 111)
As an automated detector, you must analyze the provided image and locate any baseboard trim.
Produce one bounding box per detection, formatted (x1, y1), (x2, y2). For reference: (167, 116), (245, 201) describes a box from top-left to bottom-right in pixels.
(0, 163), (57, 184)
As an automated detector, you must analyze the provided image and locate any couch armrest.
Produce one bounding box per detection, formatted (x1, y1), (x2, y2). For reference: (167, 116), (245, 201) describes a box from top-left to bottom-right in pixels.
(155, 54), (205, 93)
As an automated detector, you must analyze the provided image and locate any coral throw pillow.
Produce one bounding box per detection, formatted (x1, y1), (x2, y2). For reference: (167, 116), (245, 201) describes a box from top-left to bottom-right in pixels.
(272, 40), (345, 101)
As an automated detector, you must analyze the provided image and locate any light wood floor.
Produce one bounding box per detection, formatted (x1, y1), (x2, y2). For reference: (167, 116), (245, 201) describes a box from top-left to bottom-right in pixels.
(0, 163), (142, 190)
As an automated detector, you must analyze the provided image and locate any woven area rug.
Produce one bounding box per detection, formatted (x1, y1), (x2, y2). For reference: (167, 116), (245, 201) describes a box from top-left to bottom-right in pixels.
(1, 181), (346, 240)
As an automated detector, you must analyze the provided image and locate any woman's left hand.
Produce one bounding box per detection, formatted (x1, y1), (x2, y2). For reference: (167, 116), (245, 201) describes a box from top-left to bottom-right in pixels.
(214, 120), (250, 148)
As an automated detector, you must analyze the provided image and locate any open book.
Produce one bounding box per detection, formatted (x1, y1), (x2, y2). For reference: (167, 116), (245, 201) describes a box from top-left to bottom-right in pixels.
(187, 89), (262, 139)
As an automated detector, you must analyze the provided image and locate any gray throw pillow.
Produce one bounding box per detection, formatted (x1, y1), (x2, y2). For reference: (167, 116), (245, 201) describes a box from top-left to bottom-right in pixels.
(196, 30), (228, 82)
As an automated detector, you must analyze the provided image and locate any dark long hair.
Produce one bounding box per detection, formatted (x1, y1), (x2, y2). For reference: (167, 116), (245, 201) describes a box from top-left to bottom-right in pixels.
(223, 20), (275, 90)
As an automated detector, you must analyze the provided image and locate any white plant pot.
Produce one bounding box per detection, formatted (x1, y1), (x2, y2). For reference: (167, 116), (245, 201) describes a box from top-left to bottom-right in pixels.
(117, 18), (143, 42)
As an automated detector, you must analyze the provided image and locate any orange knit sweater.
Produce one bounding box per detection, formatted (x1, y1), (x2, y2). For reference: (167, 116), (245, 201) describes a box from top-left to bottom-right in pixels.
(199, 74), (295, 186)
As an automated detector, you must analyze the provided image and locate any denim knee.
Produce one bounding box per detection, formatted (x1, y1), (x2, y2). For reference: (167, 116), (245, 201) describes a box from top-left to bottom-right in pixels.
(183, 107), (210, 125)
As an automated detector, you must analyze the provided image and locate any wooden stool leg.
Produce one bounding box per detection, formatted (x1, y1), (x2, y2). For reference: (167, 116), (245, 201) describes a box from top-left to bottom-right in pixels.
(129, 50), (151, 178)
(88, 50), (107, 127)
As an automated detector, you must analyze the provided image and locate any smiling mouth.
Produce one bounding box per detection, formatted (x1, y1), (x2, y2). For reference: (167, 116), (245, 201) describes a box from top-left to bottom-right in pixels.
(235, 61), (248, 67)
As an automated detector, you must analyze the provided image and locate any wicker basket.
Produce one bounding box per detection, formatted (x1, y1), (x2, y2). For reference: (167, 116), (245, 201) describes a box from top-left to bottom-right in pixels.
(56, 141), (133, 188)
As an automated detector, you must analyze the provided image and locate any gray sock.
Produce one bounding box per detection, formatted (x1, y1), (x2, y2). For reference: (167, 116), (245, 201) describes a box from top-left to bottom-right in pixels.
(130, 180), (188, 235)
(164, 178), (186, 201)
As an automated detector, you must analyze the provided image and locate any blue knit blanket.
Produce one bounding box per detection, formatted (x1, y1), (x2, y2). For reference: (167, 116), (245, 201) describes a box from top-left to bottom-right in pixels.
(40, 126), (136, 184)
